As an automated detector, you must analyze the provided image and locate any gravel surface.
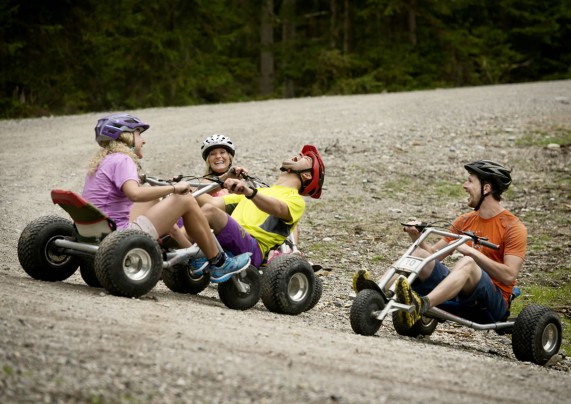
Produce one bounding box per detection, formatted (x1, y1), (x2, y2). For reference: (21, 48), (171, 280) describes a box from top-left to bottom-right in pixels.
(1, 80), (570, 403)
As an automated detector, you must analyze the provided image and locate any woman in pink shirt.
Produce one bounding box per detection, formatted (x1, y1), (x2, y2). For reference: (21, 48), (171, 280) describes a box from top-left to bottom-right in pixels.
(82, 113), (250, 283)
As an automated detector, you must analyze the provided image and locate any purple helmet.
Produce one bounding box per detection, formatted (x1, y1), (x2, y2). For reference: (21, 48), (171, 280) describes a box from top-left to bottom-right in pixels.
(94, 113), (150, 146)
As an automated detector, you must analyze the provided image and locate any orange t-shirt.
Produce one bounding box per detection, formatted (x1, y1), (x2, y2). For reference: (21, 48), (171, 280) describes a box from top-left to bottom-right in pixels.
(443, 210), (527, 305)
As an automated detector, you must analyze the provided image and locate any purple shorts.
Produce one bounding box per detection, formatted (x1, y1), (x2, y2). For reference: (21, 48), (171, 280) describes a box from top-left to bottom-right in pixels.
(412, 260), (507, 321)
(217, 215), (263, 268)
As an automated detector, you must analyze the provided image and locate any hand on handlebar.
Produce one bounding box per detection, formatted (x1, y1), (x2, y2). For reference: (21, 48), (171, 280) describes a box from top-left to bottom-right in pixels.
(173, 182), (191, 195)
(461, 230), (500, 250)
(228, 166), (249, 179)
(401, 220), (427, 240)
(224, 178), (251, 196)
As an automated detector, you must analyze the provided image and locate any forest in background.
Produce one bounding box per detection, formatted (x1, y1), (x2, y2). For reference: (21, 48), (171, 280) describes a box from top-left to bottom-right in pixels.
(1, 0), (570, 118)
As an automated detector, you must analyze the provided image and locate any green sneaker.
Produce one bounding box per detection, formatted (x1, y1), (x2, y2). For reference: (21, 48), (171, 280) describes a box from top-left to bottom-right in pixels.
(395, 276), (423, 328)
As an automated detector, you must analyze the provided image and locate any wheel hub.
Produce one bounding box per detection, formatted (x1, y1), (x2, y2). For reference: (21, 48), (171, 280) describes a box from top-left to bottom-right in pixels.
(123, 248), (152, 281)
(288, 273), (309, 302)
(542, 323), (560, 353)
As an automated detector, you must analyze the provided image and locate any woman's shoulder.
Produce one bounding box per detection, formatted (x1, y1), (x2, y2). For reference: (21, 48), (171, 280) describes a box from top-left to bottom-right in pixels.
(99, 152), (136, 167)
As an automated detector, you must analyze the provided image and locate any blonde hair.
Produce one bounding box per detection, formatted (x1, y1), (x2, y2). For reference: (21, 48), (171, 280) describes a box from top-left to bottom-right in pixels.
(203, 152), (233, 176)
(88, 132), (141, 175)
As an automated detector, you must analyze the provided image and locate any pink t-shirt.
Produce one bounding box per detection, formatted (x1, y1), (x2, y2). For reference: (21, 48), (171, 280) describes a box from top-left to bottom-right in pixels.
(82, 153), (139, 229)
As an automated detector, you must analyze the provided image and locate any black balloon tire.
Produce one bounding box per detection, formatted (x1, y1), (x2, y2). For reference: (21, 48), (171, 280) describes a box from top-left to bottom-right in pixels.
(350, 288), (385, 336)
(79, 256), (102, 288)
(17, 215), (80, 282)
(217, 265), (261, 310)
(512, 304), (562, 365)
(305, 276), (323, 312)
(94, 229), (163, 298)
(261, 254), (315, 315)
(392, 311), (438, 337)
(162, 263), (210, 294)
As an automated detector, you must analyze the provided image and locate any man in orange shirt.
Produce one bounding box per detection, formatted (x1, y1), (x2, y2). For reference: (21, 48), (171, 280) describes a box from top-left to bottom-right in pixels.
(397, 160), (527, 326)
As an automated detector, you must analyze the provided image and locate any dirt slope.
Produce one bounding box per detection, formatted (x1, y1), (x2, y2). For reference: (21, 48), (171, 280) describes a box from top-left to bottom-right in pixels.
(1, 81), (570, 403)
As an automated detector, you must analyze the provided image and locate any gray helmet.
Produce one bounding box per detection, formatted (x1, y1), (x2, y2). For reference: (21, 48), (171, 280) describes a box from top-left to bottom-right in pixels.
(464, 160), (512, 191)
(95, 113), (149, 146)
(201, 134), (235, 160)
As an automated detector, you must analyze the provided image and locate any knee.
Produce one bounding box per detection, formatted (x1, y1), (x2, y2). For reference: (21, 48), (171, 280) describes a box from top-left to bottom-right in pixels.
(455, 256), (477, 272)
(411, 248), (430, 259)
(176, 194), (199, 210)
(201, 203), (219, 218)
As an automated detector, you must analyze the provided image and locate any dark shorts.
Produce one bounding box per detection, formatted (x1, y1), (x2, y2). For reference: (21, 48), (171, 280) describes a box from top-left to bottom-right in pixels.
(411, 260), (508, 321)
(216, 215), (264, 268)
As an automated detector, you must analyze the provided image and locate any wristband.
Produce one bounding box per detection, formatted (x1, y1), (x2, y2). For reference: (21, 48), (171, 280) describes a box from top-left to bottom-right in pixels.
(246, 188), (258, 200)
(172, 185), (176, 195)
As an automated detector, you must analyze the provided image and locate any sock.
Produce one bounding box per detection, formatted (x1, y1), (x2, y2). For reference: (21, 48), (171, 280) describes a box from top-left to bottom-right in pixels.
(420, 296), (430, 315)
(209, 252), (226, 267)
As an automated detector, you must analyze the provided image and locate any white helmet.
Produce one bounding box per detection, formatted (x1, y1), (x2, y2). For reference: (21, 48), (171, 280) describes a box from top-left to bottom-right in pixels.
(201, 134), (235, 160)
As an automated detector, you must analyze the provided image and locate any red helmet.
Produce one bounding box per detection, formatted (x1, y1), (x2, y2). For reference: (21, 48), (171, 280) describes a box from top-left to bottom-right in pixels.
(300, 145), (325, 199)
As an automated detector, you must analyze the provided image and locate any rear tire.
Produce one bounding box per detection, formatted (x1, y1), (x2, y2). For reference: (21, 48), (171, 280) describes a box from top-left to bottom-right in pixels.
(350, 289), (385, 336)
(17, 216), (80, 281)
(162, 263), (210, 294)
(261, 254), (315, 315)
(218, 266), (261, 310)
(79, 256), (101, 288)
(94, 229), (163, 298)
(512, 305), (562, 365)
(305, 276), (323, 312)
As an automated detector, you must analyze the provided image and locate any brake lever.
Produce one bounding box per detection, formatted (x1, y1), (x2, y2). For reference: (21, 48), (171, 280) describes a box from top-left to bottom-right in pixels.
(463, 231), (499, 250)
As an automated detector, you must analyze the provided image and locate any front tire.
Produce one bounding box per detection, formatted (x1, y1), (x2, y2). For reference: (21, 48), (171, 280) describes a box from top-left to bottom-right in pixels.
(162, 263), (210, 294)
(512, 305), (562, 365)
(392, 312), (438, 337)
(350, 289), (385, 336)
(94, 229), (163, 298)
(218, 266), (261, 310)
(261, 254), (315, 315)
(17, 215), (80, 281)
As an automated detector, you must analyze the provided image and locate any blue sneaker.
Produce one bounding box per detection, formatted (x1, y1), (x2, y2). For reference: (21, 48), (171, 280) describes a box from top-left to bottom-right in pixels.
(210, 253), (251, 283)
(188, 256), (209, 277)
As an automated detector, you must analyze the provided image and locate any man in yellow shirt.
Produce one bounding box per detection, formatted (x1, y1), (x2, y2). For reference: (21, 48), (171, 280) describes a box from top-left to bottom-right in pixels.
(191, 145), (325, 272)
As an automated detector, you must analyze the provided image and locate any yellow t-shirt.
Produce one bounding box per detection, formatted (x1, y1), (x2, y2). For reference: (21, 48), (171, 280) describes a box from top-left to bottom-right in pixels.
(223, 185), (305, 258)
(443, 210), (527, 305)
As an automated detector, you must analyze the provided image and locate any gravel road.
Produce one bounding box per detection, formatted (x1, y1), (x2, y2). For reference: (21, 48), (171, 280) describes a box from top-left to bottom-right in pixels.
(1, 80), (570, 403)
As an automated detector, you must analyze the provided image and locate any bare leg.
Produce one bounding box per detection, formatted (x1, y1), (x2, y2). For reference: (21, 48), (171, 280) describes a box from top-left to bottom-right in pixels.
(130, 200), (158, 222)
(143, 194), (219, 259)
(200, 203), (229, 233)
(131, 198), (192, 247)
(425, 256), (482, 308)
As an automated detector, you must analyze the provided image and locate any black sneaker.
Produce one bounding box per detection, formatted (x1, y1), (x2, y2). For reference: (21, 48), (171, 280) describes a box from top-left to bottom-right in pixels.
(395, 276), (423, 327)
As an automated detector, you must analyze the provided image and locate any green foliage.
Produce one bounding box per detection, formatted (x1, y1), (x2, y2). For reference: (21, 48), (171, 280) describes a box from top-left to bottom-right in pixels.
(1, 0), (570, 118)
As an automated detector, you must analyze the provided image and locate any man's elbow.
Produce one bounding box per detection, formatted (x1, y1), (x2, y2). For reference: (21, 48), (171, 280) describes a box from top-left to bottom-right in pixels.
(501, 273), (518, 286)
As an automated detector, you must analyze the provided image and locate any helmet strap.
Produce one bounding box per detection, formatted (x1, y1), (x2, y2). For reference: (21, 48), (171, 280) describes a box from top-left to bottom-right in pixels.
(280, 167), (312, 191)
(474, 183), (491, 211)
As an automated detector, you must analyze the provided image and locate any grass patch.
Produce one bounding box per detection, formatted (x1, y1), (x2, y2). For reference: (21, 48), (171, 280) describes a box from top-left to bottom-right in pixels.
(433, 180), (465, 199)
(384, 177), (412, 193)
(515, 128), (571, 147)
(511, 283), (571, 355)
